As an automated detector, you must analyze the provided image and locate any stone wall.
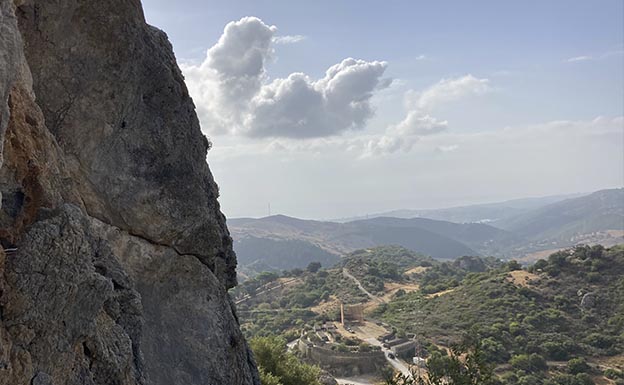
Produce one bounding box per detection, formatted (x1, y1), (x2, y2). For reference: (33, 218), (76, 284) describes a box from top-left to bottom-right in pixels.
(297, 340), (386, 377)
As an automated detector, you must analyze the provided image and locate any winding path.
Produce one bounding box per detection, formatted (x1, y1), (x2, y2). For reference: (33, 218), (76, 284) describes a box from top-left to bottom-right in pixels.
(342, 268), (385, 304)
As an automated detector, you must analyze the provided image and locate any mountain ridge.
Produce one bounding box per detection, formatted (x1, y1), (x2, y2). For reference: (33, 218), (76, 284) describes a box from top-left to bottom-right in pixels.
(230, 189), (623, 276)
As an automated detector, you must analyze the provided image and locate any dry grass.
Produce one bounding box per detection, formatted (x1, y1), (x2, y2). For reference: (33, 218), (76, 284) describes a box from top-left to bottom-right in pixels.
(506, 270), (540, 288)
(404, 266), (429, 275)
(310, 295), (341, 314)
(362, 282), (421, 313)
(426, 288), (456, 298)
(517, 248), (567, 263)
(591, 376), (615, 385)
(591, 354), (624, 371)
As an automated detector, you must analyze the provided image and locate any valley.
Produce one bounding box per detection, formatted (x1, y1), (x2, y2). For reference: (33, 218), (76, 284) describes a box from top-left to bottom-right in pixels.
(230, 189), (624, 278)
(232, 245), (624, 385)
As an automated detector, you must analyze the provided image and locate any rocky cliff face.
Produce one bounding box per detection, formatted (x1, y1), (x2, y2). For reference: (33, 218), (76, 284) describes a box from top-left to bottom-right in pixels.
(0, 0), (260, 384)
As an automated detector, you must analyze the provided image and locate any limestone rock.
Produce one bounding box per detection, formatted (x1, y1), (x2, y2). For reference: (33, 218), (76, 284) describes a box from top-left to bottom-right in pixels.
(15, 0), (237, 287)
(91, 218), (259, 385)
(0, 0), (260, 384)
(0, 0), (20, 203)
(1, 205), (144, 385)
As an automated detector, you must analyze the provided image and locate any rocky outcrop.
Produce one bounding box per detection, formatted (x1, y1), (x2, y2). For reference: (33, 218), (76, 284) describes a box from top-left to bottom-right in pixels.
(0, 0), (259, 384)
(15, 0), (237, 287)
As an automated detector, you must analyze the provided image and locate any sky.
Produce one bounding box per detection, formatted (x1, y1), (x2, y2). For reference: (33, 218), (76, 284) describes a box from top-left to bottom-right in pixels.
(141, 0), (624, 219)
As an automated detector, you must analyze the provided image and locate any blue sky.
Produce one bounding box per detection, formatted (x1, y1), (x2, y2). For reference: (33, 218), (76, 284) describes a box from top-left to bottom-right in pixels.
(142, 0), (624, 219)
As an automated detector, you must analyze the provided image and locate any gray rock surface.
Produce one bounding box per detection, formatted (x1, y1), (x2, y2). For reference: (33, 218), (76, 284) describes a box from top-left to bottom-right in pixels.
(0, 0), (260, 384)
(2, 205), (144, 385)
(0, 0), (20, 185)
(92, 218), (259, 385)
(16, 0), (237, 287)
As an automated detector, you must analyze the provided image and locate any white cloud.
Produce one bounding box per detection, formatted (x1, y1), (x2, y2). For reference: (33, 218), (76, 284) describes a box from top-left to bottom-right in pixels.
(565, 49), (624, 63)
(436, 144), (459, 153)
(392, 112), (448, 136)
(566, 55), (593, 63)
(362, 75), (490, 156)
(361, 135), (415, 157)
(273, 35), (306, 44)
(247, 58), (389, 138)
(416, 74), (490, 110)
(209, 116), (623, 218)
(181, 17), (389, 139)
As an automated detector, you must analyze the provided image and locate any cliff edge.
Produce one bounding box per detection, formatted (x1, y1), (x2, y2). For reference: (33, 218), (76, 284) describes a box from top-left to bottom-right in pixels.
(0, 0), (260, 384)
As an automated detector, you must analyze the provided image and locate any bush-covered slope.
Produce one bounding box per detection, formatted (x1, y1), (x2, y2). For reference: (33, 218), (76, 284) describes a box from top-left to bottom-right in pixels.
(376, 245), (624, 384)
(235, 236), (341, 273)
(495, 189), (624, 242)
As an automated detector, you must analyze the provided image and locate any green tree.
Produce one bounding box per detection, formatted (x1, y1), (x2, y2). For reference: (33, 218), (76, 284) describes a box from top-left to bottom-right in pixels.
(510, 353), (548, 373)
(259, 368), (283, 385)
(384, 336), (495, 385)
(507, 260), (522, 271)
(567, 358), (590, 375)
(249, 336), (321, 385)
(307, 262), (322, 273)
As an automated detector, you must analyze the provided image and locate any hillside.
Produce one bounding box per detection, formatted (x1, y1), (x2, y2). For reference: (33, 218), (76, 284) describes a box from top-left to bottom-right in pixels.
(333, 193), (585, 224)
(351, 217), (521, 255)
(234, 236), (341, 272)
(229, 215), (517, 275)
(230, 189), (623, 274)
(376, 244), (624, 385)
(231, 246), (432, 337)
(495, 189), (624, 245)
(232, 244), (624, 384)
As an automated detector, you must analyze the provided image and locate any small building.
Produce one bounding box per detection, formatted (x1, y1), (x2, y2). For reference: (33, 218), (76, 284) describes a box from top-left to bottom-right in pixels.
(391, 340), (416, 359)
(386, 338), (408, 347)
(324, 323), (337, 330)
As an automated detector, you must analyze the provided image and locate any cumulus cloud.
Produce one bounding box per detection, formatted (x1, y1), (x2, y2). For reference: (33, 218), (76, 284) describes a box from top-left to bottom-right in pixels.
(363, 75), (490, 156)
(273, 35), (306, 44)
(361, 135), (415, 157)
(391, 112), (448, 136)
(181, 17), (390, 139)
(181, 17), (276, 133)
(247, 58), (389, 138)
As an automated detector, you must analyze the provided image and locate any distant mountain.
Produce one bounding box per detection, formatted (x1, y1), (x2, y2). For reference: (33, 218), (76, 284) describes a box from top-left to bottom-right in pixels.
(234, 236), (341, 272)
(351, 217), (522, 255)
(494, 188), (624, 242)
(230, 189), (623, 273)
(228, 214), (516, 272)
(333, 193), (586, 224)
(345, 220), (477, 259)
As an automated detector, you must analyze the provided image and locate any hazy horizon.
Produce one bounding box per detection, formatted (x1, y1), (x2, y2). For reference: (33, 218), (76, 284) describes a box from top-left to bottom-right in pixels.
(142, 0), (624, 219)
(227, 187), (623, 221)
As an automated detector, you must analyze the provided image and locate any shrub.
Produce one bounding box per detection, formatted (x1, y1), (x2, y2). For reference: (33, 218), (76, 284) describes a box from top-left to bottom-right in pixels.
(510, 353), (547, 373)
(567, 358), (590, 374)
